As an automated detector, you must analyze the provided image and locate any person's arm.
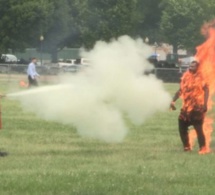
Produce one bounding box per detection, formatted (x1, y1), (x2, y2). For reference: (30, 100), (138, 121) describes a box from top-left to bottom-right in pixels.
(203, 84), (209, 112)
(172, 89), (180, 102)
(170, 89), (180, 110)
(32, 64), (40, 77)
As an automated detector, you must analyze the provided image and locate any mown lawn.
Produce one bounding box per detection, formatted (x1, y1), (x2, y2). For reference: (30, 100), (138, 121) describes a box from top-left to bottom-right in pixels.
(0, 81), (215, 195)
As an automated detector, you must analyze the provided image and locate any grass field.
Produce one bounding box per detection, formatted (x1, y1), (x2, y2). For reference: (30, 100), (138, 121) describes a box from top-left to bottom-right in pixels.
(0, 79), (215, 195)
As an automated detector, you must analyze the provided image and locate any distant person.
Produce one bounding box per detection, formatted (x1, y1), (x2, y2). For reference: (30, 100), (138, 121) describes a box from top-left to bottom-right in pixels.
(170, 61), (209, 154)
(27, 57), (40, 87)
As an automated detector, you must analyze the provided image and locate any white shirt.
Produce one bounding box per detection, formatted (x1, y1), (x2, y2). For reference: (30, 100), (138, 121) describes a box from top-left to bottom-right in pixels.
(27, 62), (39, 79)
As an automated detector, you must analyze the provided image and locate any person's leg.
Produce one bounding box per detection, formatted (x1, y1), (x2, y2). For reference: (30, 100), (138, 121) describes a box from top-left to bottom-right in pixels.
(28, 76), (38, 87)
(189, 110), (210, 154)
(32, 79), (38, 86)
(178, 118), (191, 150)
(192, 119), (210, 154)
(28, 75), (33, 88)
(193, 120), (206, 149)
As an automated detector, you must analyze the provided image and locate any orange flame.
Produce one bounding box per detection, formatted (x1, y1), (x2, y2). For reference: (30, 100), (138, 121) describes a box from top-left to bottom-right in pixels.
(188, 19), (215, 150)
(19, 80), (28, 88)
(180, 71), (205, 113)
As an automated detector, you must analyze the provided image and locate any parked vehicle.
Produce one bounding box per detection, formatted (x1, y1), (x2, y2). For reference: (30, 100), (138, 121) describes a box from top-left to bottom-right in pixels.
(0, 54), (18, 63)
(58, 59), (76, 68)
(150, 53), (188, 68)
(62, 63), (88, 73)
(62, 65), (78, 73)
(178, 56), (195, 68)
(165, 53), (188, 68)
(58, 58), (90, 68)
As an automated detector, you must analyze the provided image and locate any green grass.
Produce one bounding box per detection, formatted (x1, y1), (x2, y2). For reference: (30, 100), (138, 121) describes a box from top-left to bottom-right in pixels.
(0, 81), (215, 195)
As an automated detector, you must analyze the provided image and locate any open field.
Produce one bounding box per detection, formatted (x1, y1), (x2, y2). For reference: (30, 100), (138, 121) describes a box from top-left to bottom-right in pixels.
(0, 79), (215, 195)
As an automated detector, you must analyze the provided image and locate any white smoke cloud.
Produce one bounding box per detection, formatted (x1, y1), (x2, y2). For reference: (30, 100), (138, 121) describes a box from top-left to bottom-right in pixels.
(8, 35), (171, 142)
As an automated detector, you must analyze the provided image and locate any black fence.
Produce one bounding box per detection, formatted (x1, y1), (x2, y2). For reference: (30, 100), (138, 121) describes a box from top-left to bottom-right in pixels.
(154, 68), (185, 83)
(0, 64), (186, 83)
(0, 64), (59, 75)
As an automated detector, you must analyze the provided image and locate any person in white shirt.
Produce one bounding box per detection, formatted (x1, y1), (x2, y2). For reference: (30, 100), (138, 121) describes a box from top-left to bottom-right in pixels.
(27, 57), (40, 87)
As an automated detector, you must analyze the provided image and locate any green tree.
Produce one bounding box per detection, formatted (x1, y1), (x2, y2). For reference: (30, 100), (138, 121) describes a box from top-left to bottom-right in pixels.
(0, 0), (52, 53)
(0, 0), (72, 62)
(160, 0), (215, 53)
(135, 0), (164, 44)
(67, 0), (143, 48)
(42, 0), (72, 62)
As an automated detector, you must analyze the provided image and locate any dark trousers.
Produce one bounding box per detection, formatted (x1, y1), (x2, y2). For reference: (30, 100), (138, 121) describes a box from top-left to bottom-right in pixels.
(178, 118), (205, 149)
(28, 75), (38, 88)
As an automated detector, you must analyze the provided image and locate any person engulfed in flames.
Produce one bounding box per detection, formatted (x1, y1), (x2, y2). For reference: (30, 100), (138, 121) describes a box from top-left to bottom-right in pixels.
(170, 60), (210, 154)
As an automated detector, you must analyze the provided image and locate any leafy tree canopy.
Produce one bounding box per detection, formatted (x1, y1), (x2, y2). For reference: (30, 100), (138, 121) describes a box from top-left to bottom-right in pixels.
(160, 0), (215, 53)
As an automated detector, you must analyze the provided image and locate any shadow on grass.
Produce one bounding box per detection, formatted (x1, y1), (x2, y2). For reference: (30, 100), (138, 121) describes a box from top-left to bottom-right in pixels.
(35, 148), (118, 157)
(0, 151), (8, 157)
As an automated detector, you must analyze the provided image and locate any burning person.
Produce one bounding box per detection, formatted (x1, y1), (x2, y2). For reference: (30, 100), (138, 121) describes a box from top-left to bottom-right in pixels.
(170, 60), (209, 154)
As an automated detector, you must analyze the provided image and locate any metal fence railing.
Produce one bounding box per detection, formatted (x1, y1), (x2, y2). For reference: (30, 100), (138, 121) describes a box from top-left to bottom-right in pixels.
(0, 63), (61, 85)
(0, 64), (186, 84)
(153, 68), (186, 83)
(0, 63), (60, 75)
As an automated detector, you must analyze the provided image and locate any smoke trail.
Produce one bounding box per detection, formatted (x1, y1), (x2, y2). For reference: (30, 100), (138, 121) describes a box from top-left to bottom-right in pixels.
(8, 35), (171, 142)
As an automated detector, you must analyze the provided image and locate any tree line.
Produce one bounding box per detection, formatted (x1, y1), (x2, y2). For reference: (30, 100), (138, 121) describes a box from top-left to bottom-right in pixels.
(0, 0), (214, 62)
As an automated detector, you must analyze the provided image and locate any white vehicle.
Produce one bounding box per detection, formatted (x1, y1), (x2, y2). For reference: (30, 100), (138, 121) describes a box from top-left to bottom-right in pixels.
(58, 58), (90, 68)
(179, 56), (195, 68)
(1, 54), (18, 63)
(58, 59), (76, 68)
(80, 58), (90, 65)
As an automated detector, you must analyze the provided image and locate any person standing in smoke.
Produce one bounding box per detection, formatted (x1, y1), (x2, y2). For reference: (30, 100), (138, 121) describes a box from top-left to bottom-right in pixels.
(27, 57), (40, 88)
(170, 60), (210, 154)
